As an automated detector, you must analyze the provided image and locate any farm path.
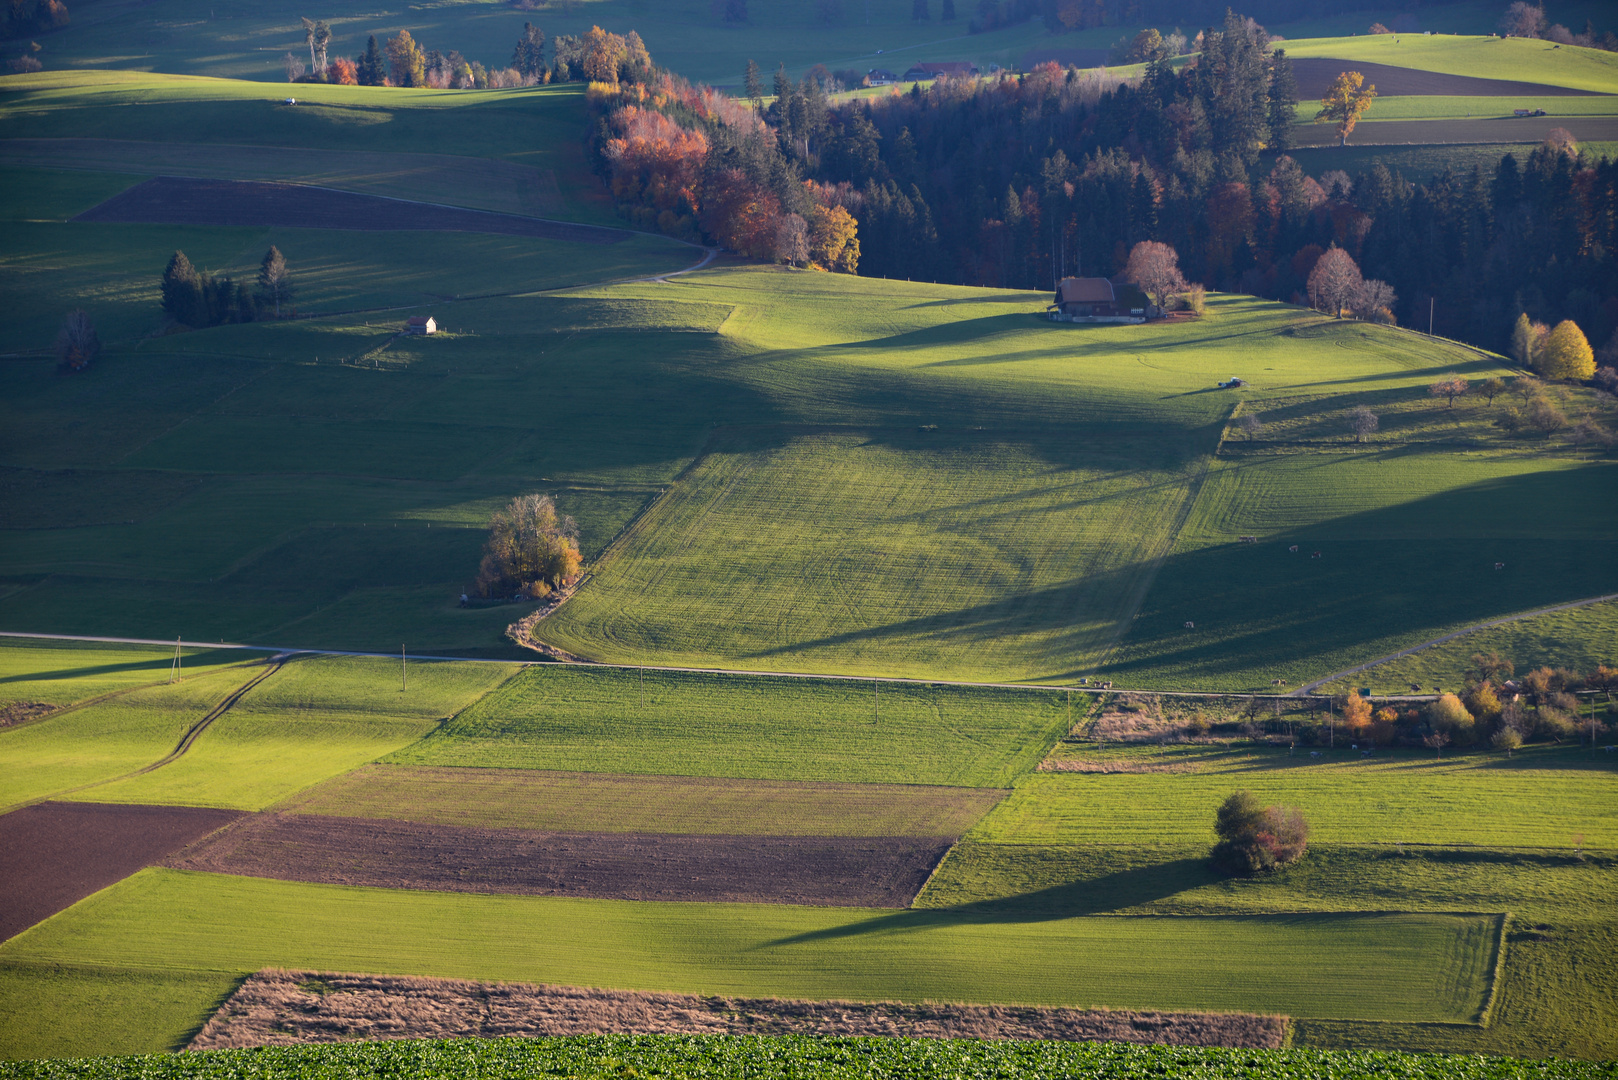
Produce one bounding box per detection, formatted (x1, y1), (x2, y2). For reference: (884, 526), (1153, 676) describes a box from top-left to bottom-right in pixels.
(1295, 591), (1618, 695)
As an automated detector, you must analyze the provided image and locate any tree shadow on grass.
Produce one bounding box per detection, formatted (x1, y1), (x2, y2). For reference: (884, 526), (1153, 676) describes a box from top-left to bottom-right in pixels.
(762, 858), (1220, 947)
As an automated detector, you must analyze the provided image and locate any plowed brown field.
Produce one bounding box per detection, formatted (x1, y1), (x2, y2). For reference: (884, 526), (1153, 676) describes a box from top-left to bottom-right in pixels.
(1289, 57), (1606, 98)
(74, 177), (632, 244)
(169, 813), (952, 907)
(0, 801), (243, 941)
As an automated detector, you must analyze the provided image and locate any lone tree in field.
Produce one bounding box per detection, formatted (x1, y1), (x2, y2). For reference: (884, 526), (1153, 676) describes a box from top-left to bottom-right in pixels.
(1211, 790), (1309, 875)
(513, 22), (546, 78)
(1538, 320), (1595, 381)
(1316, 71), (1376, 146)
(1429, 374), (1468, 408)
(1307, 246), (1362, 317)
(1499, 2), (1547, 38)
(1479, 377), (1505, 405)
(1348, 405), (1378, 443)
(476, 494), (582, 600)
(54, 309), (100, 371)
(255, 246), (295, 318)
(1124, 241), (1188, 314)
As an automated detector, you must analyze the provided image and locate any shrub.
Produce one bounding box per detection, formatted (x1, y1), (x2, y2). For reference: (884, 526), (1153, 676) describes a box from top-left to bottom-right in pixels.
(1535, 708), (1579, 742)
(1491, 727), (1523, 755)
(1462, 682), (1501, 726)
(1210, 790), (1308, 875)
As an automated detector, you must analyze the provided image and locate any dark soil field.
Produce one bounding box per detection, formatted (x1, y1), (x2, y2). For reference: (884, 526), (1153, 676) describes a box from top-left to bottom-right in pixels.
(1288, 58), (1606, 98)
(0, 801), (244, 941)
(1289, 114), (1618, 147)
(191, 969), (1289, 1049)
(168, 814), (952, 907)
(73, 177), (632, 244)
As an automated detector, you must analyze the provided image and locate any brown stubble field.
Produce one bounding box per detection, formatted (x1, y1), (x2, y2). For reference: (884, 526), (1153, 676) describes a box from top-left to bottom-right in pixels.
(190, 969), (1289, 1050)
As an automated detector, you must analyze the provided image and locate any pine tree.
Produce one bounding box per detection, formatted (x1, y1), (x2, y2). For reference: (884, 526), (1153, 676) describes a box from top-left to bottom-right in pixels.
(1267, 49), (1297, 152)
(358, 35), (384, 86)
(744, 59), (762, 104)
(513, 22), (546, 78)
(161, 250), (203, 326)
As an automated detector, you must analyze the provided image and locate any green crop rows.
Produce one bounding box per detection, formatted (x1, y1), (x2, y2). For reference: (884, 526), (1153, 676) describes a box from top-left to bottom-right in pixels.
(3, 1033), (1612, 1080)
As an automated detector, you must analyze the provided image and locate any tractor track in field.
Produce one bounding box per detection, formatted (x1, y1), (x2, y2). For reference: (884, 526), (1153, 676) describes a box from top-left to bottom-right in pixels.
(0, 652), (296, 814)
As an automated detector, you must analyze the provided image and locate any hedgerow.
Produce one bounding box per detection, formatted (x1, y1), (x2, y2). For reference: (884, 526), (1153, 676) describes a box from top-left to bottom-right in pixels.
(0, 1034), (1608, 1079)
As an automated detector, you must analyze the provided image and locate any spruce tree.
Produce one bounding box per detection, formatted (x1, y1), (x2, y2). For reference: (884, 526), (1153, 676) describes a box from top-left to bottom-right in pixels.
(161, 250), (203, 327)
(744, 59), (762, 104)
(256, 246), (294, 319)
(1266, 49), (1297, 152)
(359, 35), (384, 86)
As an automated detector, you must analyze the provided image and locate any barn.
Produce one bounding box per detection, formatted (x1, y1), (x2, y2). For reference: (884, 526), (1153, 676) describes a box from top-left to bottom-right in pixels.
(902, 61), (979, 81)
(407, 316), (437, 335)
(1049, 277), (1146, 324)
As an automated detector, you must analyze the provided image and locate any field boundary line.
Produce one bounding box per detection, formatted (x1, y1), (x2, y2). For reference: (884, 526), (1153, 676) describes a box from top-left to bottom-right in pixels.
(1294, 592), (1618, 695)
(1477, 912), (1510, 1029)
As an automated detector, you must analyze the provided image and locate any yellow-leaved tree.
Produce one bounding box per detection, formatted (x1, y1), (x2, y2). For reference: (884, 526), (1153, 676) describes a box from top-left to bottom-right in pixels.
(476, 494), (582, 600)
(1316, 71), (1377, 146)
(1537, 320), (1596, 381)
(808, 203), (860, 273)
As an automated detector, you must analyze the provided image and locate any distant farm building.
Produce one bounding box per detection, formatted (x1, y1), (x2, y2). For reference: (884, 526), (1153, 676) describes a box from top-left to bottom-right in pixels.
(407, 316), (437, 335)
(902, 61), (979, 81)
(867, 68), (898, 85)
(1049, 277), (1144, 323)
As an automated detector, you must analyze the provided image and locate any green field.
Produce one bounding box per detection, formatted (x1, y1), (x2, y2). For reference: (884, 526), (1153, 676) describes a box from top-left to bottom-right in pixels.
(970, 745), (1617, 849)
(0, 638), (249, 706)
(278, 763), (1005, 836)
(1283, 35), (1618, 93)
(0, 870), (1500, 1038)
(58, 655), (516, 810)
(388, 665), (1069, 787)
(1317, 599), (1618, 697)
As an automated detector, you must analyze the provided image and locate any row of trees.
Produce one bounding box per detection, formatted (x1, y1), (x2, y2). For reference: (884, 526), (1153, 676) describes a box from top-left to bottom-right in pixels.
(160, 247), (295, 329)
(1332, 655), (1616, 754)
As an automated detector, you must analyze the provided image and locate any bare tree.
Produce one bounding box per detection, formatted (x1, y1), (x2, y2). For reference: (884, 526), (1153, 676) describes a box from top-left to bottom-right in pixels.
(283, 52), (306, 82)
(1351, 277), (1396, 321)
(256, 246), (295, 318)
(1349, 405), (1378, 442)
(1124, 241), (1189, 314)
(774, 213), (809, 267)
(1429, 375), (1469, 408)
(1307, 247), (1362, 317)
(54, 310), (100, 371)
(1422, 731), (1450, 758)
(1498, 1), (1546, 38)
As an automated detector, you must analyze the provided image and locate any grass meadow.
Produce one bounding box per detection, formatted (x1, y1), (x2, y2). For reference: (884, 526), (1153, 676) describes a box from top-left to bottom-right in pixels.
(971, 745), (1617, 850)
(1315, 599), (1618, 697)
(0, 638), (249, 706)
(66, 655), (517, 810)
(0, 869), (1500, 1047)
(277, 763), (1005, 836)
(388, 665), (1071, 787)
(1281, 35), (1618, 92)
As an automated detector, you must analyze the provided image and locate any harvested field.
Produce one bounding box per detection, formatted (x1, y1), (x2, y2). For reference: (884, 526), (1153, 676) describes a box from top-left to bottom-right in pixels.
(1289, 114), (1618, 148)
(1288, 58), (1606, 99)
(1038, 758), (1201, 774)
(167, 814), (951, 908)
(74, 177), (632, 245)
(190, 968), (1288, 1050)
(0, 801), (242, 941)
(276, 765), (1006, 838)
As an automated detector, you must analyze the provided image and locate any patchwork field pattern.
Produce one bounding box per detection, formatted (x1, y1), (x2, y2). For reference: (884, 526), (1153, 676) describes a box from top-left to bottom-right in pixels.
(277, 765), (1005, 837)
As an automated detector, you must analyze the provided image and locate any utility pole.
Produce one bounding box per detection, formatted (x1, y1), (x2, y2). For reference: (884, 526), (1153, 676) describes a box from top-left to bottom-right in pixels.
(1429, 296), (1435, 337)
(401, 645), (407, 691)
(640, 667), (644, 708)
(874, 678), (879, 723)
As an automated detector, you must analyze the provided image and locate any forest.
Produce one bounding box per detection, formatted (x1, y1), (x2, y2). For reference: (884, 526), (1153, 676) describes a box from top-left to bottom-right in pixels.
(586, 10), (1618, 358)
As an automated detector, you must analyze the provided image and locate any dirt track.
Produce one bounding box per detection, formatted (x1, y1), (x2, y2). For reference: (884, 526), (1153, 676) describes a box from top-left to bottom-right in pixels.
(169, 813), (952, 907)
(192, 969), (1289, 1049)
(74, 177), (632, 245)
(0, 801), (244, 941)
(1288, 57), (1605, 99)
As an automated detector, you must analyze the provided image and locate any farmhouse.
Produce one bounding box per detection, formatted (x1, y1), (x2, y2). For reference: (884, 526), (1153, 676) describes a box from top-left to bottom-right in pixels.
(407, 316), (437, 335)
(902, 61), (979, 81)
(867, 68), (898, 85)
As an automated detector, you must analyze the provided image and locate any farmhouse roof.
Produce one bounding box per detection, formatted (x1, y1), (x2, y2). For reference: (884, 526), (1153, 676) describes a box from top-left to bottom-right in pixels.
(868, 68), (897, 82)
(903, 61), (978, 79)
(1056, 277), (1116, 304)
(408, 316), (433, 327)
